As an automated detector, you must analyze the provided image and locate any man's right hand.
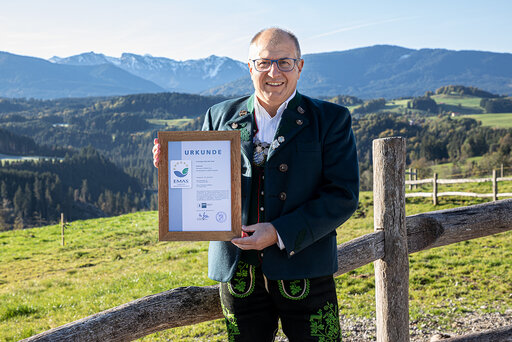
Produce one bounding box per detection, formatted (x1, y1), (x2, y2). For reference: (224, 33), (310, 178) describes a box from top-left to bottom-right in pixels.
(152, 138), (160, 168)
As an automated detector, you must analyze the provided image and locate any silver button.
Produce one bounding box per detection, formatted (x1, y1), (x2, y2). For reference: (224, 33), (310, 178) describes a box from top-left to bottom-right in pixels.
(261, 191), (264, 195)
(297, 106), (305, 114)
(260, 207), (264, 211)
(296, 119), (303, 125)
(290, 251), (295, 256)
(231, 122), (238, 129)
(260, 252), (264, 258)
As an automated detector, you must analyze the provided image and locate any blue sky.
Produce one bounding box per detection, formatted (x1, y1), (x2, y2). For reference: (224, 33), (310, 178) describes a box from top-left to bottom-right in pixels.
(1, 0), (511, 62)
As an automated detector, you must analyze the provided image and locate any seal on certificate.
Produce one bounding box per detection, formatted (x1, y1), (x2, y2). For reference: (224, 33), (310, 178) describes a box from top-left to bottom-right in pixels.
(216, 211), (227, 223)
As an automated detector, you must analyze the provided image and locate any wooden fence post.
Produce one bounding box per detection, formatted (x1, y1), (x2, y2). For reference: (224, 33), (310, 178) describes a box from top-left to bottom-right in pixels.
(373, 137), (409, 342)
(408, 168), (412, 191)
(501, 163), (504, 178)
(414, 168), (418, 190)
(433, 173), (438, 206)
(492, 169), (498, 202)
(61, 213), (65, 247)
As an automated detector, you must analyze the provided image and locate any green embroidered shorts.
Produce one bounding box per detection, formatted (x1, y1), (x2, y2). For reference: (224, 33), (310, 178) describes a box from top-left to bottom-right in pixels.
(219, 261), (341, 342)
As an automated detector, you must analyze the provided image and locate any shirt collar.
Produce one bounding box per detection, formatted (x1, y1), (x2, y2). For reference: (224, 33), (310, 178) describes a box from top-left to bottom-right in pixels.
(254, 90), (297, 121)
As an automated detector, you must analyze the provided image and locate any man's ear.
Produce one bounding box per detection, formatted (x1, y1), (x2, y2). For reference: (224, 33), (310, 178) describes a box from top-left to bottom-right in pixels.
(248, 61), (255, 76)
(297, 58), (304, 75)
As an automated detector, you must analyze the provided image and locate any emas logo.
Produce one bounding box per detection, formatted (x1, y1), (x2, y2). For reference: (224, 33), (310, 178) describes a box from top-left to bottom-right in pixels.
(170, 160), (192, 188)
(174, 167), (189, 178)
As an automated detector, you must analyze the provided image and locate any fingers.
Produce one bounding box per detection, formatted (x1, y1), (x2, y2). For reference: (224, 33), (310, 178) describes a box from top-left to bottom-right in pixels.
(152, 138), (160, 168)
(231, 223), (277, 250)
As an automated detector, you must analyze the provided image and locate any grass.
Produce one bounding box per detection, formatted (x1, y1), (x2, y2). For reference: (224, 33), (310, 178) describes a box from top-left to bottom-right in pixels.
(429, 157), (483, 178)
(461, 113), (512, 128)
(147, 118), (195, 129)
(1, 192), (511, 341)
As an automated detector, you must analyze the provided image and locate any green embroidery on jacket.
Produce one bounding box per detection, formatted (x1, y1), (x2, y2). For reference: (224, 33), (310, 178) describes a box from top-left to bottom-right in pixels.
(310, 301), (340, 341)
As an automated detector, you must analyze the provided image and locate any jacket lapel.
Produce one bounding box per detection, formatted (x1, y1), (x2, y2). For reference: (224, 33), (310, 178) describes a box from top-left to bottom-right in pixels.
(267, 92), (309, 161)
(224, 95), (255, 162)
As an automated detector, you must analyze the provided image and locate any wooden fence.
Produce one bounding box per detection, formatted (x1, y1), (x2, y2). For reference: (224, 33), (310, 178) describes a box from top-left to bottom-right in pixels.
(406, 171), (512, 205)
(22, 137), (512, 342)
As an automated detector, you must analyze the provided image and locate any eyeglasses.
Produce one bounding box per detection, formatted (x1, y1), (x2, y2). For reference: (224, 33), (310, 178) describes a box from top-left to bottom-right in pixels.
(250, 58), (300, 72)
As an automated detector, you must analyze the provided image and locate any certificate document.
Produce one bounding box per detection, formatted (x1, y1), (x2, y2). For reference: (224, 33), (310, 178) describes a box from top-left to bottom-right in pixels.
(158, 130), (240, 241)
(168, 140), (231, 232)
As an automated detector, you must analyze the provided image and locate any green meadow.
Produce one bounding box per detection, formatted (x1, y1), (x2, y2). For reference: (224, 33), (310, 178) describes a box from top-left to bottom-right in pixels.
(147, 118), (196, 129)
(1, 191), (511, 341)
(461, 113), (512, 128)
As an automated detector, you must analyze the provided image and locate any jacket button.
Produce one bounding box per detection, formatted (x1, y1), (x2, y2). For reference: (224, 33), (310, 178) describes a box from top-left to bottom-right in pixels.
(296, 119), (303, 125)
(279, 192), (287, 201)
(231, 122), (238, 129)
(290, 251), (295, 256)
(279, 163), (288, 172)
(260, 207), (264, 211)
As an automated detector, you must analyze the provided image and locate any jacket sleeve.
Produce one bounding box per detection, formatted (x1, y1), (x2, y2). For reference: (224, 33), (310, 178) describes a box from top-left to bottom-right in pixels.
(271, 107), (359, 257)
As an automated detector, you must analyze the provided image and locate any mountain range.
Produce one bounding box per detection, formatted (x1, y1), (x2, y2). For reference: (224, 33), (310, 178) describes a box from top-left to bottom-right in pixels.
(1, 45), (511, 99)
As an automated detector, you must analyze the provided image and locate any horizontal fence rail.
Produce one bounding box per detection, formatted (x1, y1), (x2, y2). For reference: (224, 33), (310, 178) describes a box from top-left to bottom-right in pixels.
(23, 198), (512, 342)
(406, 171), (512, 204)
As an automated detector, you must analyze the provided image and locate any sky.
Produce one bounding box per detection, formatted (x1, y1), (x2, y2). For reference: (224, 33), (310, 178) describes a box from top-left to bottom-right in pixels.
(1, 0), (511, 62)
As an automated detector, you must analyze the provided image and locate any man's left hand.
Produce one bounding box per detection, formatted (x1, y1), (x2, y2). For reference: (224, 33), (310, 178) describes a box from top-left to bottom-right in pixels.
(231, 223), (278, 250)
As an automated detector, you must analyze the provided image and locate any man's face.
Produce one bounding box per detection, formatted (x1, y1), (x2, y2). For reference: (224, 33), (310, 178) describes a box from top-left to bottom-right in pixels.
(248, 34), (304, 112)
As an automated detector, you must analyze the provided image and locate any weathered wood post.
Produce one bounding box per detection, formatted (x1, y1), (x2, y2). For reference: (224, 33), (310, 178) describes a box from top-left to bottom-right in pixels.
(413, 168), (418, 190)
(60, 213), (65, 246)
(373, 137), (409, 342)
(408, 168), (413, 191)
(433, 173), (438, 206)
(501, 163), (504, 178)
(492, 169), (498, 202)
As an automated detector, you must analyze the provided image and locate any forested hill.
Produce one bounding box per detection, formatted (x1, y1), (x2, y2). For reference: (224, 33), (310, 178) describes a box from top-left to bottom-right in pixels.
(1, 144), (145, 230)
(2, 86), (512, 230)
(0, 127), (69, 157)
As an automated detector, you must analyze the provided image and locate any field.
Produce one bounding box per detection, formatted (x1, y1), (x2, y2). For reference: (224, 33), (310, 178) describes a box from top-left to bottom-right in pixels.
(1, 189), (511, 341)
(461, 113), (512, 128)
(147, 118), (195, 129)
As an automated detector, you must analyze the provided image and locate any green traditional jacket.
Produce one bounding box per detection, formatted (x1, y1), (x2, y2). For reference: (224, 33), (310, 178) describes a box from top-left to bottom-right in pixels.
(202, 92), (359, 282)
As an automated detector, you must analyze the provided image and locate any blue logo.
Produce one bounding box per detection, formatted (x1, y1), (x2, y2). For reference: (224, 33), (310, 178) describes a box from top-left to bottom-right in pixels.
(173, 167), (189, 178)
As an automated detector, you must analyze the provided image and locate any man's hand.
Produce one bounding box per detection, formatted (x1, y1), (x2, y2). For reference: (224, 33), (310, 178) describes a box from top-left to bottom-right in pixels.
(152, 138), (160, 168)
(231, 223), (278, 250)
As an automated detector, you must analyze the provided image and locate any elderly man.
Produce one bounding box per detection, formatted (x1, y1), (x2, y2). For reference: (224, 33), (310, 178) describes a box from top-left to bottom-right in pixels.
(154, 27), (358, 341)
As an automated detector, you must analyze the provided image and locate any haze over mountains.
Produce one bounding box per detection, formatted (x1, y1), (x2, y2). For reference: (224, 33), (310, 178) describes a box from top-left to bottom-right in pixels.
(1, 45), (511, 99)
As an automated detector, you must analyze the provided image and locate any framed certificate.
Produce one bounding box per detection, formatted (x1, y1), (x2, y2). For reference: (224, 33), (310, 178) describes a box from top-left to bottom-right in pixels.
(158, 131), (241, 241)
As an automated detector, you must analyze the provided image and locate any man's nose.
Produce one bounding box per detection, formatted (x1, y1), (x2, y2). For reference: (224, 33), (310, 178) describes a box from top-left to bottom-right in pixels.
(267, 61), (281, 77)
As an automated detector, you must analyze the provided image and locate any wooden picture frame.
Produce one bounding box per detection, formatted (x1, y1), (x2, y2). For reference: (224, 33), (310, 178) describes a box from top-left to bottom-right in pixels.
(158, 131), (241, 241)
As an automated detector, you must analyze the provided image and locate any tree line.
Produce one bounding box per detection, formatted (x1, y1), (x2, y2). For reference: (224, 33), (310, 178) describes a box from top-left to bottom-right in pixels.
(0, 146), (146, 230)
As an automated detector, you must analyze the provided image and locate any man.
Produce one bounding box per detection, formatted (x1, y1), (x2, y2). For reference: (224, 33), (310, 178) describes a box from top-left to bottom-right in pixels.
(154, 27), (359, 341)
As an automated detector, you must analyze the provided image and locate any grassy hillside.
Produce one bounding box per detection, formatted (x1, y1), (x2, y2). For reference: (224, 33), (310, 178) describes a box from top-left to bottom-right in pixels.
(461, 113), (512, 128)
(1, 193), (511, 341)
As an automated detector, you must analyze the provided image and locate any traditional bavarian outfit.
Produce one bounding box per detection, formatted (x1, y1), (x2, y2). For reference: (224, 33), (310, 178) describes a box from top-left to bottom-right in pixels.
(205, 91), (358, 341)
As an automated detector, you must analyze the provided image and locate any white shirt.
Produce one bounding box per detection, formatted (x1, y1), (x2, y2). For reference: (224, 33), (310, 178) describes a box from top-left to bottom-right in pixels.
(253, 90), (297, 250)
(253, 90), (296, 143)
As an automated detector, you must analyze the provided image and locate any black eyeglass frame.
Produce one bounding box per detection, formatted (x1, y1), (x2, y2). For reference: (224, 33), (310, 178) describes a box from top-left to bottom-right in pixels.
(250, 58), (301, 72)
